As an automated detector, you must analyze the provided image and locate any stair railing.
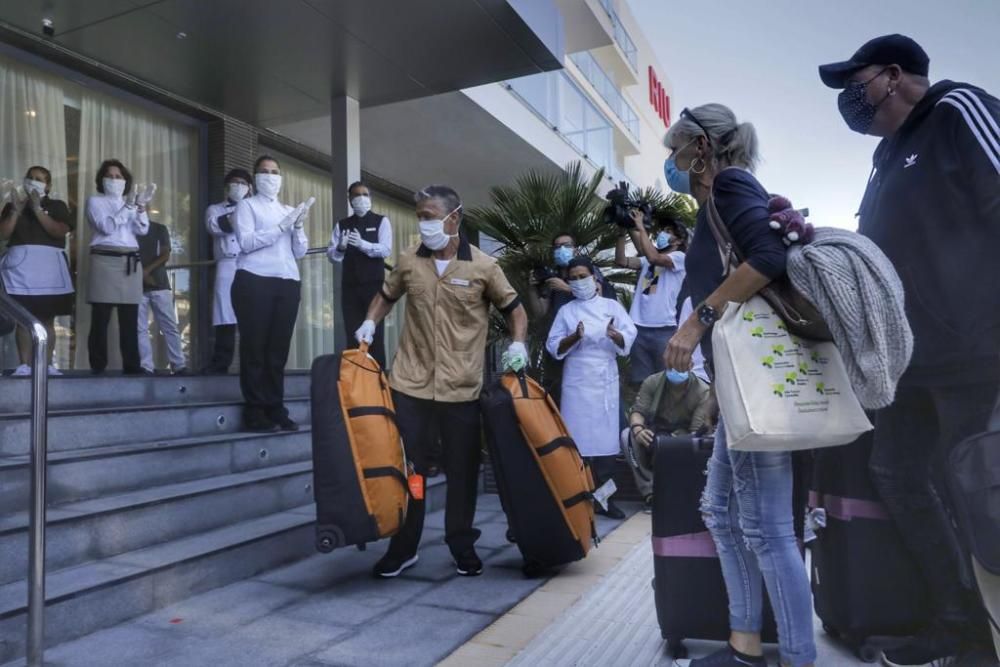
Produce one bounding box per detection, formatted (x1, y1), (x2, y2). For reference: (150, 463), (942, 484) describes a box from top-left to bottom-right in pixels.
(0, 291), (49, 666)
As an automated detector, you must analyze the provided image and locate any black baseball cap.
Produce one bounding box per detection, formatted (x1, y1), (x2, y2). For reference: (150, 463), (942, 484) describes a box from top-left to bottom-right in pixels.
(819, 34), (929, 89)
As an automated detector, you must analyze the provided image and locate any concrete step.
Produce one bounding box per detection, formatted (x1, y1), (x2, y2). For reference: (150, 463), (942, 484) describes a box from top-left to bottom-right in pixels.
(0, 508), (315, 664)
(0, 373), (311, 414)
(0, 428), (312, 509)
(0, 462), (314, 586)
(0, 398), (311, 455)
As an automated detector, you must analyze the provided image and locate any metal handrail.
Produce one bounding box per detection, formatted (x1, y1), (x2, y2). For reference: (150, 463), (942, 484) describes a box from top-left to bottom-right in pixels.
(0, 291), (49, 666)
(164, 247), (392, 272)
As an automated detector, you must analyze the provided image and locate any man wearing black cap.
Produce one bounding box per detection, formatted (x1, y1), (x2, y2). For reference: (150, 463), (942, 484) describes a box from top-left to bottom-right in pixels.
(821, 35), (1000, 667)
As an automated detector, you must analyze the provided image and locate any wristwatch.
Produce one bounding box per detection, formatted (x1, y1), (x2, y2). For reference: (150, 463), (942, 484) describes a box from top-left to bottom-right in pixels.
(697, 302), (720, 327)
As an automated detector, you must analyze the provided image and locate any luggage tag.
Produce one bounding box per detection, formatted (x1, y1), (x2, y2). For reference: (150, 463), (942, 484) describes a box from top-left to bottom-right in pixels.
(407, 464), (424, 501)
(592, 478), (617, 511)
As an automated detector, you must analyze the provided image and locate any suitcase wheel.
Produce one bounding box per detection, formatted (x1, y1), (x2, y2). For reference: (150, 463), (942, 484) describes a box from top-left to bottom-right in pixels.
(856, 642), (879, 663)
(316, 528), (342, 553)
(665, 638), (687, 659)
(521, 560), (546, 578)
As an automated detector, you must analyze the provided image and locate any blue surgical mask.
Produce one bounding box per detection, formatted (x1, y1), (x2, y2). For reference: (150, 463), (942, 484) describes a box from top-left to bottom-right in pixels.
(665, 369), (689, 385)
(664, 158), (691, 195)
(655, 231), (672, 250)
(553, 246), (574, 267)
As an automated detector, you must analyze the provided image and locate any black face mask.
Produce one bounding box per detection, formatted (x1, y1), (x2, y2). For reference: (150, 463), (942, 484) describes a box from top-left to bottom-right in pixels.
(838, 68), (890, 134)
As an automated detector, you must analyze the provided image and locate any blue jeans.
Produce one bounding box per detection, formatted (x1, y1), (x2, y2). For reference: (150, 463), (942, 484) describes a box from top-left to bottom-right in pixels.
(700, 419), (816, 666)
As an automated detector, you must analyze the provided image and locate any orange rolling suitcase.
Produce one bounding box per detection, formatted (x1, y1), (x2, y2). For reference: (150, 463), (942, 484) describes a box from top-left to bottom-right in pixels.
(311, 343), (409, 552)
(481, 371), (597, 575)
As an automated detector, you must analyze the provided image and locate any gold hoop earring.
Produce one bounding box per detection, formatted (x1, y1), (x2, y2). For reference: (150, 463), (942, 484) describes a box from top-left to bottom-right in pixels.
(690, 157), (707, 174)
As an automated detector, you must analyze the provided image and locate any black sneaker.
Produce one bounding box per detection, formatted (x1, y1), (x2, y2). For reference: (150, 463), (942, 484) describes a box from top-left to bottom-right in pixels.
(244, 418), (280, 434)
(691, 645), (767, 666)
(171, 367), (193, 376)
(455, 549), (483, 576)
(594, 500), (626, 520)
(372, 552), (419, 578)
(882, 633), (961, 667)
(275, 416), (300, 432)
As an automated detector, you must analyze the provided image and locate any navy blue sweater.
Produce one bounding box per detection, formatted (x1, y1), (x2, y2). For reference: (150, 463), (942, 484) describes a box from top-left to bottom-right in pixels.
(686, 168), (786, 361)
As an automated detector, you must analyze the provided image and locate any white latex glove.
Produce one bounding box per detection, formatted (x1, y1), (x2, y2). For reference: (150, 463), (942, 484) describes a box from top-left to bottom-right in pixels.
(346, 230), (363, 247)
(293, 197), (315, 231)
(502, 341), (529, 372)
(279, 203), (307, 232)
(136, 182), (157, 207)
(125, 189), (138, 209)
(11, 186), (28, 211)
(355, 319), (376, 344)
(0, 179), (14, 203)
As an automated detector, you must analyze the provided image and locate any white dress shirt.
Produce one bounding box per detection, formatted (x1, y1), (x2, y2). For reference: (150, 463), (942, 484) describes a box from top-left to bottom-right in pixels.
(205, 200), (242, 261)
(327, 216), (393, 263)
(232, 193), (308, 281)
(86, 194), (149, 248)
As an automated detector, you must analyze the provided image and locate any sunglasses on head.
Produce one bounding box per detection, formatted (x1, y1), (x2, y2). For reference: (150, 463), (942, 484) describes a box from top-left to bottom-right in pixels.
(680, 107), (711, 141)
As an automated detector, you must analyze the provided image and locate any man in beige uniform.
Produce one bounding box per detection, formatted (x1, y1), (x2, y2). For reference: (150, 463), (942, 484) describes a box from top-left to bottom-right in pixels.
(356, 184), (528, 578)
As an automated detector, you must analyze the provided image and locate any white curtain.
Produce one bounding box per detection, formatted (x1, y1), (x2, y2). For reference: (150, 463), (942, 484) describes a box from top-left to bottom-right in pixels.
(370, 191), (418, 367)
(280, 156), (335, 369)
(0, 54), (70, 368)
(73, 90), (197, 369)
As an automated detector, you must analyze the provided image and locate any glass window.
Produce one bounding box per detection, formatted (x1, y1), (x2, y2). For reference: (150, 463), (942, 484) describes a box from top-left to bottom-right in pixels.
(0, 53), (200, 372)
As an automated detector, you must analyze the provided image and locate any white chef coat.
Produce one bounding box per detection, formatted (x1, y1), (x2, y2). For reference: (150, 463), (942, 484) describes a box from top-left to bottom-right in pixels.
(327, 216), (393, 263)
(232, 193), (308, 281)
(205, 200), (241, 325)
(86, 194), (149, 248)
(547, 294), (637, 457)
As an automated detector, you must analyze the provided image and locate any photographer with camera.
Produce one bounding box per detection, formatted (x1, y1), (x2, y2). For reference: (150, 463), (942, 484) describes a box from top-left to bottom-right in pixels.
(612, 189), (688, 390)
(525, 232), (616, 320)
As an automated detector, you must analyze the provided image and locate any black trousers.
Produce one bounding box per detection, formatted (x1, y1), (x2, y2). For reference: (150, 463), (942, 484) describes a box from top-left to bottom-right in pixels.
(586, 455), (619, 491)
(206, 324), (237, 372)
(88, 303), (140, 373)
(869, 377), (1000, 640)
(386, 391), (483, 558)
(231, 271), (300, 424)
(342, 280), (385, 367)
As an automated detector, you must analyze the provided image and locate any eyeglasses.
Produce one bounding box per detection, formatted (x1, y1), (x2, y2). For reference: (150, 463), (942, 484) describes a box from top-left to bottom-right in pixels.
(680, 107), (711, 141)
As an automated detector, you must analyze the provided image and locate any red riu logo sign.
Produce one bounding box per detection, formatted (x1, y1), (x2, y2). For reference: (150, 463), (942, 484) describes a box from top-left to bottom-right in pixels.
(649, 66), (671, 129)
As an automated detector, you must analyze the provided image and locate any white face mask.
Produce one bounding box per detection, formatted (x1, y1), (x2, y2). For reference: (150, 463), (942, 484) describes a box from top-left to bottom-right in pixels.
(227, 182), (249, 202)
(103, 178), (126, 199)
(570, 276), (597, 300)
(350, 195), (372, 217)
(255, 173), (282, 199)
(419, 206), (461, 251)
(23, 179), (47, 197)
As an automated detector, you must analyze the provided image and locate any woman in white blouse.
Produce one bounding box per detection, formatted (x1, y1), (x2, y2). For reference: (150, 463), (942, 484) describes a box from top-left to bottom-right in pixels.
(85, 159), (156, 374)
(231, 155), (313, 433)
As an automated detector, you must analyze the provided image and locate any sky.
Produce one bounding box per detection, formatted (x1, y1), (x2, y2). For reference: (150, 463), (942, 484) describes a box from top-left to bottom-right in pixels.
(627, 0), (1000, 229)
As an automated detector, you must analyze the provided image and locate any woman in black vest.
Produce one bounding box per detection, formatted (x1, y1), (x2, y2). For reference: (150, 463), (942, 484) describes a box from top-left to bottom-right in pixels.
(327, 181), (393, 366)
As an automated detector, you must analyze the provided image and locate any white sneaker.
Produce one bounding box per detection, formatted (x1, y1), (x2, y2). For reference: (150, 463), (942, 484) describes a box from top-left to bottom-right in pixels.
(47, 365), (62, 376)
(12, 364), (31, 376)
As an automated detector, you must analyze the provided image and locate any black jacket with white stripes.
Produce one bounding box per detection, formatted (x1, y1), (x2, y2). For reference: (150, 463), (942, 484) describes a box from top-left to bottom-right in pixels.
(858, 80), (1000, 385)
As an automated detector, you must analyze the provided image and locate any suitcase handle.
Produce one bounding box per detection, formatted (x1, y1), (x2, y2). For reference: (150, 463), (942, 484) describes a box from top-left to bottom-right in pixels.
(654, 434), (715, 454)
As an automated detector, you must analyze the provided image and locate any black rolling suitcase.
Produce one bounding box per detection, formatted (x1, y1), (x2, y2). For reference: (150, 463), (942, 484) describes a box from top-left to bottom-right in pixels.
(652, 434), (807, 659)
(480, 374), (596, 576)
(810, 432), (931, 662)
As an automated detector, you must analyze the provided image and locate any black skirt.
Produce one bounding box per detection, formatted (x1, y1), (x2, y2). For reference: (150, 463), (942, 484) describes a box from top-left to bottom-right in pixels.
(10, 292), (74, 319)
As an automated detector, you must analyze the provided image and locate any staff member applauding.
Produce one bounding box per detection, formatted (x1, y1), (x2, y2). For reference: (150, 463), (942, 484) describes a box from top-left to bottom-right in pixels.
(85, 159), (154, 375)
(232, 155), (313, 433)
(0, 166), (73, 375)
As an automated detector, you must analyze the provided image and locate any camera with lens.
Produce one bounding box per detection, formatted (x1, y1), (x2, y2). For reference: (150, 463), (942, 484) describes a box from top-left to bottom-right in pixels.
(532, 264), (558, 290)
(603, 181), (653, 230)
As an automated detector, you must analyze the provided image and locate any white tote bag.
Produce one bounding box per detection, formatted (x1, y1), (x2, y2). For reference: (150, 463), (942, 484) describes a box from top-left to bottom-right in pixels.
(712, 296), (872, 451)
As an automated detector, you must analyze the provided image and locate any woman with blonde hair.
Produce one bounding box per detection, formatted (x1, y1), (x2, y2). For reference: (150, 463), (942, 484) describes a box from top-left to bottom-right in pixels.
(663, 104), (816, 667)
